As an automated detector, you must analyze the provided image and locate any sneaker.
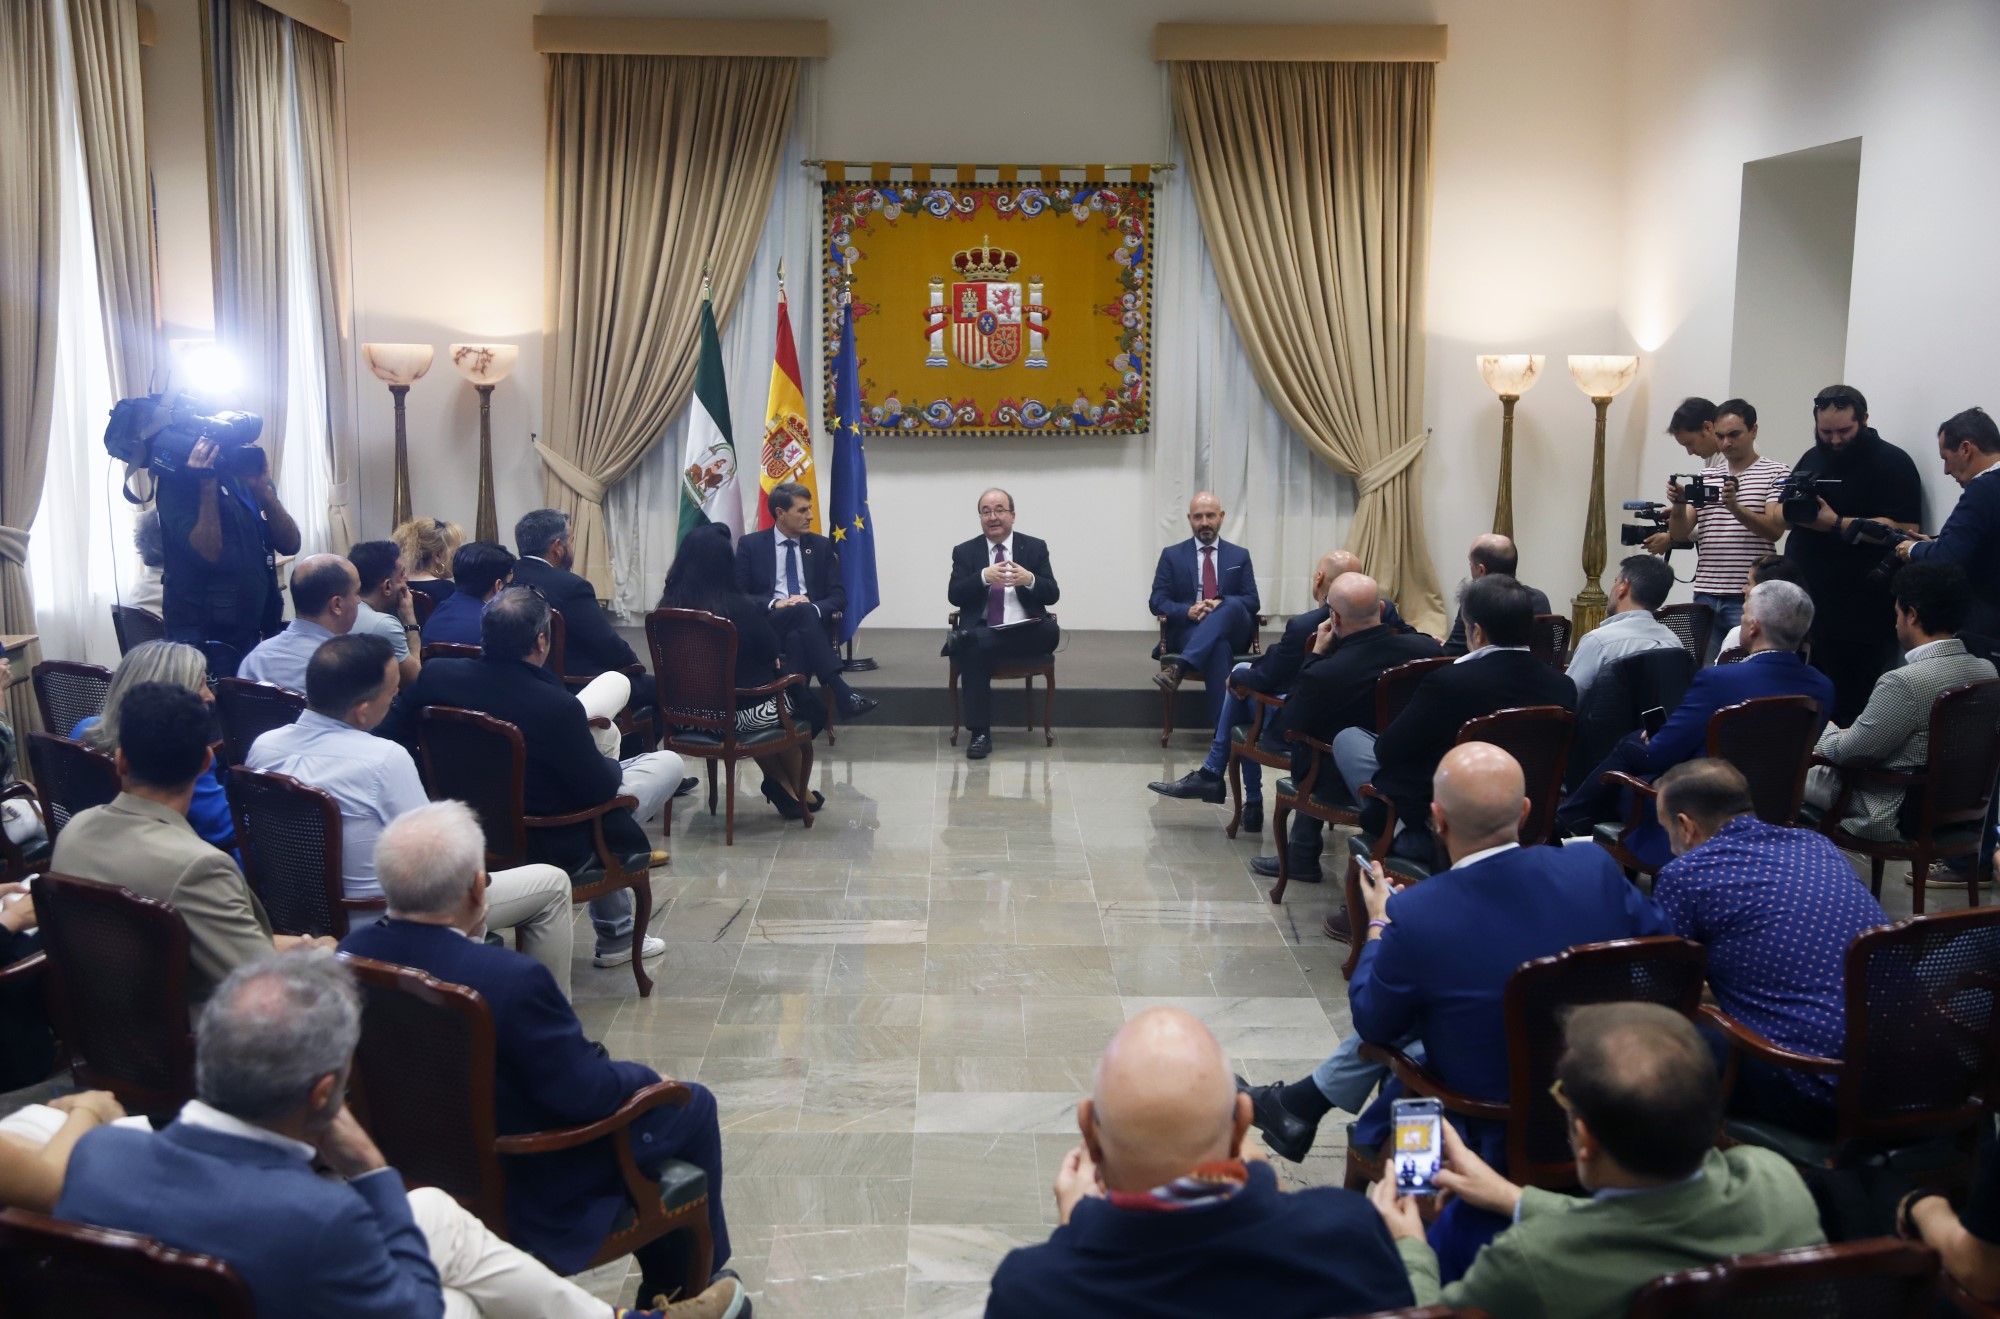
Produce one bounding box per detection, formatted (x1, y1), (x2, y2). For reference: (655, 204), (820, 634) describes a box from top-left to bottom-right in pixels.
(639, 1271), (749, 1319)
(595, 934), (668, 968)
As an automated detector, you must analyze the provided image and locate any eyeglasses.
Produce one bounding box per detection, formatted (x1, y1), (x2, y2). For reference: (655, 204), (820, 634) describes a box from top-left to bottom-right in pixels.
(1548, 1077), (1574, 1114)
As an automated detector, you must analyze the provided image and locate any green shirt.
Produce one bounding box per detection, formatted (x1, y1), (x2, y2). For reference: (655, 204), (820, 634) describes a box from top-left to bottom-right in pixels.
(1399, 1146), (1824, 1318)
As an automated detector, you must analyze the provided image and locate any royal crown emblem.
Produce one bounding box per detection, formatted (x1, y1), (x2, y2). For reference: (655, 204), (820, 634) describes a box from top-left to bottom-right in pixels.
(923, 235), (1051, 371)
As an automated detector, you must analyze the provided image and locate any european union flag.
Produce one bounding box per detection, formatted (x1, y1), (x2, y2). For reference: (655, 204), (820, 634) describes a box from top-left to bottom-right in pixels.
(828, 275), (877, 644)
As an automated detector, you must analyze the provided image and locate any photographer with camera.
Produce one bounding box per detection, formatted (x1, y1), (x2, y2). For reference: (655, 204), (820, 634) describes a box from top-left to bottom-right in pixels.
(1638, 398), (1721, 557)
(1895, 407), (2000, 657)
(1780, 385), (1923, 725)
(1661, 399), (1790, 653)
(157, 437), (301, 678)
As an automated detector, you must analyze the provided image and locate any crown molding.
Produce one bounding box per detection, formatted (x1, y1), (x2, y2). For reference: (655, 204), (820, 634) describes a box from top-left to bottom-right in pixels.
(1153, 23), (1447, 62)
(532, 16), (828, 57)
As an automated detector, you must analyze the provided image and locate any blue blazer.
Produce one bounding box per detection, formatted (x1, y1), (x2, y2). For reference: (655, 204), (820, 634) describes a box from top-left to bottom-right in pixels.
(986, 1160), (1413, 1319)
(56, 1119), (443, 1318)
(418, 588), (485, 648)
(1149, 538), (1259, 651)
(1351, 845), (1669, 1158)
(339, 919), (678, 1274)
(1637, 650), (1835, 775)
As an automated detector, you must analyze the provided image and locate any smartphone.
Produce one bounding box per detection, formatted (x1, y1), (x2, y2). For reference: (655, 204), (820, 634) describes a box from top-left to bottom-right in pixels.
(1348, 835), (1375, 868)
(1640, 705), (1667, 738)
(1390, 1097), (1443, 1197)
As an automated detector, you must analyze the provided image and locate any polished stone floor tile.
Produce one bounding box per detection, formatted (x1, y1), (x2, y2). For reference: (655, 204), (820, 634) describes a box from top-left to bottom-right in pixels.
(922, 945), (1119, 997)
(909, 1134), (1045, 1226)
(912, 1091), (1079, 1135)
(1021, 996), (1127, 1056)
(917, 1054), (1098, 1095)
(698, 1055), (809, 1132)
(918, 996), (1024, 1057)
(828, 943), (929, 994)
(799, 1059), (921, 1133)
(765, 1226), (911, 1313)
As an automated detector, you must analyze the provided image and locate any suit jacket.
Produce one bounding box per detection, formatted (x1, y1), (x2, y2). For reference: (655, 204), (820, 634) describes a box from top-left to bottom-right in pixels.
(1807, 638), (1997, 837)
(1370, 650), (1578, 834)
(1404, 1146), (1823, 1318)
(509, 555), (641, 679)
(1149, 538), (1259, 652)
(1909, 470), (2000, 650)
(1444, 582), (1552, 655)
(1241, 601), (1408, 696)
(418, 588), (485, 649)
(1286, 625), (1445, 780)
(57, 1117), (442, 1318)
(50, 793), (272, 1005)
(987, 1160), (1413, 1319)
(1638, 649), (1835, 776)
(948, 533), (1059, 621)
(735, 527), (845, 618)
(1351, 844), (1669, 1160)
(338, 919), (676, 1274)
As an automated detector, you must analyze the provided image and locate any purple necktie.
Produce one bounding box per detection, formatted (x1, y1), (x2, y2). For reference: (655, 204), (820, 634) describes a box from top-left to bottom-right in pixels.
(986, 542), (1007, 625)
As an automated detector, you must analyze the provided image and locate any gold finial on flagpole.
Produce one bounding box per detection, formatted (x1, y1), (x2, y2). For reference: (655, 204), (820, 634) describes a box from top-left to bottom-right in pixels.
(700, 259), (712, 300)
(777, 258), (787, 299)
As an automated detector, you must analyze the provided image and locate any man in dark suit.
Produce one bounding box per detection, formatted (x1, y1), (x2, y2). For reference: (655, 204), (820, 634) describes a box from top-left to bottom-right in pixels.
(1335, 574), (1576, 867)
(946, 487), (1059, 760)
(1442, 533), (1552, 655)
(1898, 406), (2000, 656)
(734, 480), (876, 720)
(1246, 572), (1443, 883)
(1558, 577), (1834, 867)
(419, 539), (514, 650)
(341, 803), (738, 1311)
(511, 507), (656, 710)
(1149, 492), (1260, 715)
(988, 1005), (1413, 1319)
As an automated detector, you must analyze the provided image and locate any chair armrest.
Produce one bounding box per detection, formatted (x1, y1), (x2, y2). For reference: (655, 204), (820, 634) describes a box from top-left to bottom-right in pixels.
(525, 794), (642, 830)
(1358, 783), (1399, 855)
(0, 949), (45, 987)
(737, 673), (806, 702)
(493, 1079), (694, 1154)
(947, 610), (962, 628)
(1, 782), (37, 805)
(1600, 770), (1655, 797)
(1700, 1004), (1843, 1075)
(1358, 1042), (1510, 1122)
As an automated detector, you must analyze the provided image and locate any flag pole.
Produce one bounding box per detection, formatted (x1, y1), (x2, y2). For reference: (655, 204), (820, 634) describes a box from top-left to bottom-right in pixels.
(832, 259), (879, 673)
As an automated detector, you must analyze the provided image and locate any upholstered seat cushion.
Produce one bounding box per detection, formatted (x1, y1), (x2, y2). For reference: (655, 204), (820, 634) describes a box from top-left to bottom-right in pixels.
(666, 726), (793, 751)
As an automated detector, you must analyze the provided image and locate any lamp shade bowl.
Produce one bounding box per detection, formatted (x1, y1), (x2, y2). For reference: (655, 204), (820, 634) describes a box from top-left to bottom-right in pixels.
(1566, 355), (1639, 399)
(362, 343), (435, 387)
(1476, 354), (1545, 397)
(449, 343), (519, 386)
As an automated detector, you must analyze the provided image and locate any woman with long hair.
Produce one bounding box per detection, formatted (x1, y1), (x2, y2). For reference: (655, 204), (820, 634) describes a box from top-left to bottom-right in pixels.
(392, 517), (464, 610)
(74, 640), (233, 850)
(659, 524), (826, 819)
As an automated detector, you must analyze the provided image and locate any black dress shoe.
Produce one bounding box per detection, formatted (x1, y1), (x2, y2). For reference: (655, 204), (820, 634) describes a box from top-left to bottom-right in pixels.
(1236, 1076), (1319, 1162)
(967, 732), (993, 760)
(1249, 854), (1322, 882)
(1323, 905), (1352, 941)
(837, 692), (880, 720)
(1147, 769), (1226, 803)
(673, 775), (700, 799)
(1241, 801), (1264, 833)
(1153, 661), (1188, 693)
(761, 779), (806, 820)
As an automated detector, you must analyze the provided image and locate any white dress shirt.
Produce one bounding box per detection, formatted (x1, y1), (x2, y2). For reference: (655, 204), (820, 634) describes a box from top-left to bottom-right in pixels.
(245, 710), (430, 900)
(987, 534), (1031, 626)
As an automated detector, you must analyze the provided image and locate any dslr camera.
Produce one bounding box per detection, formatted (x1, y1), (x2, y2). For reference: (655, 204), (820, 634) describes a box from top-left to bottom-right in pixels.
(1620, 501), (1671, 547)
(1779, 471), (1842, 526)
(1843, 518), (1915, 587)
(1669, 474), (1721, 508)
(102, 392), (264, 479)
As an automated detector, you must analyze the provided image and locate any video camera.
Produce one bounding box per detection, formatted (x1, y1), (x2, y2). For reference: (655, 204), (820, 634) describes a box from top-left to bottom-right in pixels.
(103, 393), (264, 481)
(1620, 500), (1671, 547)
(1844, 518), (1915, 587)
(1668, 473), (1721, 508)
(1780, 471), (1842, 526)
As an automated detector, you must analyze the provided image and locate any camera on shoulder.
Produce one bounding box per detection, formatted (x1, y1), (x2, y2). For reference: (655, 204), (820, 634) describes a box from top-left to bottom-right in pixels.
(1779, 471), (1841, 526)
(103, 393), (264, 481)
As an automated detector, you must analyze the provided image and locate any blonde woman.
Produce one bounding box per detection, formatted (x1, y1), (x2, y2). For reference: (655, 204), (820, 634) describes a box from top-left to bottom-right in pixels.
(74, 640), (234, 851)
(392, 517), (463, 611)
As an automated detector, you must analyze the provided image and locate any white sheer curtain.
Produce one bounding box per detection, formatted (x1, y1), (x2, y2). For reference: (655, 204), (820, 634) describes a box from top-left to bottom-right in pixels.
(28, 0), (129, 668)
(1149, 134), (1354, 617)
(275, 22), (330, 559)
(604, 63), (819, 621)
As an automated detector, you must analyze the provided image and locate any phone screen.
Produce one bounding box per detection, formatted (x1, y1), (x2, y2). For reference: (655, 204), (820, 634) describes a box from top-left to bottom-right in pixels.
(1641, 705), (1667, 738)
(1390, 1097), (1443, 1197)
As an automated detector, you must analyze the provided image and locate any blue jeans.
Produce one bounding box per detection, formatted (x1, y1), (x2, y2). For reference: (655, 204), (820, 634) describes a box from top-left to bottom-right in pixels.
(1199, 662), (1268, 801)
(1312, 1031), (1421, 1112)
(1694, 592), (1743, 663)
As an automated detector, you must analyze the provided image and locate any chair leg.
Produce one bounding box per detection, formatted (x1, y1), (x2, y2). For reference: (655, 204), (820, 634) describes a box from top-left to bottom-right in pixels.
(797, 741), (816, 830)
(948, 664), (960, 746)
(825, 701), (837, 748)
(724, 768), (736, 846)
(1160, 683), (1174, 748)
(1912, 858), (1929, 915)
(1226, 753), (1244, 839)
(1869, 856), (1885, 898)
(1269, 801), (1291, 905)
(1043, 670), (1055, 746)
(706, 760), (718, 816)
(1023, 676), (1033, 733)
(628, 874), (654, 997)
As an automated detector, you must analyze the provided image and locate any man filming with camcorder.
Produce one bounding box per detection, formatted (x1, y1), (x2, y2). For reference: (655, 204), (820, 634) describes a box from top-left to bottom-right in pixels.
(1895, 407), (2000, 657)
(1780, 384), (1923, 724)
(1658, 398), (1790, 656)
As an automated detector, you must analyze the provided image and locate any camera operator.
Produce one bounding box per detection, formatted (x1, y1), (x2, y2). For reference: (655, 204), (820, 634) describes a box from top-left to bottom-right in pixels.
(1896, 407), (2000, 657)
(1781, 384), (1923, 725)
(158, 439), (301, 677)
(1662, 399), (1789, 652)
(1640, 398), (1721, 556)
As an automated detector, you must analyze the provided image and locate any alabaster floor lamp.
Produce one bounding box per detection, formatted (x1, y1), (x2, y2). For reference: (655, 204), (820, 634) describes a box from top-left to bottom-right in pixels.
(449, 343), (519, 544)
(361, 344), (434, 528)
(1566, 354), (1640, 636)
(1476, 354), (1545, 539)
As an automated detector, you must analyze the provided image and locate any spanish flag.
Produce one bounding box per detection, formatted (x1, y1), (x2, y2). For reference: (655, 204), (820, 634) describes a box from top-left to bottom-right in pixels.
(757, 280), (819, 533)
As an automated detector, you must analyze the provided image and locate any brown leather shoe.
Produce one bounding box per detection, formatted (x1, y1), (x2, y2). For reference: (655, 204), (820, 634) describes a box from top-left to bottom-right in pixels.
(1322, 905), (1352, 942)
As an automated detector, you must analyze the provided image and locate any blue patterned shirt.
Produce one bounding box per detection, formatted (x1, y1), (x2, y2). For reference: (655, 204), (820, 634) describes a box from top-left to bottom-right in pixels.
(1653, 815), (1888, 1103)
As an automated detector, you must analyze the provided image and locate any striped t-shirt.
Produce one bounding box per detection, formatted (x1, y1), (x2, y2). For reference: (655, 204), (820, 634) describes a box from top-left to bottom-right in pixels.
(1692, 455), (1790, 594)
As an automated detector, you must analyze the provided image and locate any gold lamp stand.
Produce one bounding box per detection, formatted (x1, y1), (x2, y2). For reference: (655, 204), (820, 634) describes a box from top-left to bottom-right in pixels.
(1476, 355), (1544, 540)
(450, 343), (519, 545)
(1566, 355), (1639, 637)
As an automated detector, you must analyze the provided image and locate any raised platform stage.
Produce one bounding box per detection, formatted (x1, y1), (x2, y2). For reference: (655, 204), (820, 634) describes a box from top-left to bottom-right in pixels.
(614, 625), (1218, 733)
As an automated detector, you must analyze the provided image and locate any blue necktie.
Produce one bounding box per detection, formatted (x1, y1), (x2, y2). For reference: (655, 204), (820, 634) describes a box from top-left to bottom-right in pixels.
(783, 539), (802, 596)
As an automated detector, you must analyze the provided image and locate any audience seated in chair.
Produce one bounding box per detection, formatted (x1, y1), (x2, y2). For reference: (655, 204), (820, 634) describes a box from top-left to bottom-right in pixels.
(987, 1006), (1414, 1319)
(1368, 1002), (1824, 1319)
(421, 540), (515, 650)
(1442, 534), (1551, 656)
(1335, 574), (1576, 868)
(1149, 491), (1260, 712)
(72, 639), (235, 853)
(0, 1091), (125, 1216)
(1713, 552), (1807, 656)
(1652, 758), (1888, 1139)
(944, 487), (1060, 762)
(393, 588), (680, 970)
(347, 539), (424, 688)
(237, 554), (363, 693)
(511, 508), (657, 713)
(51, 682), (328, 1005)
(1901, 1116), (2000, 1307)
(41, 950), (728, 1318)
(1242, 742), (1668, 1277)
(660, 523), (827, 821)
(734, 480), (877, 722)
(1557, 578), (1833, 867)
(0, 874), (54, 1091)
(339, 804), (737, 1310)
(246, 633), (575, 994)
(1804, 560), (1997, 838)
(1563, 555), (1683, 707)
(1248, 571), (1442, 883)
(393, 516), (465, 614)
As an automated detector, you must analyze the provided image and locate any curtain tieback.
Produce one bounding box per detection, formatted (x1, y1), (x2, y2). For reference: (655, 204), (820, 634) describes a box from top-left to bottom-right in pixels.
(1355, 429), (1430, 498)
(0, 525), (27, 567)
(532, 441), (608, 505)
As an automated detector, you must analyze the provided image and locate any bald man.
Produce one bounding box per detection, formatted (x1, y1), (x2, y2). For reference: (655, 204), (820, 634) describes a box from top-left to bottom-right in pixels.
(988, 1007), (1413, 1319)
(237, 554), (363, 692)
(1243, 743), (1666, 1275)
(1443, 533), (1552, 655)
(1150, 492), (1260, 718)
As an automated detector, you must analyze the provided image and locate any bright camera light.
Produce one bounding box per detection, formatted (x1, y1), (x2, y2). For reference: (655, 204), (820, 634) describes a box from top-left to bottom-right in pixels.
(169, 341), (245, 401)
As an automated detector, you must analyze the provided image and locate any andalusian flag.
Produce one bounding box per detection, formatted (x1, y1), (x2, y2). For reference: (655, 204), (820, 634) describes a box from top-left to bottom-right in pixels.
(757, 277), (820, 533)
(677, 284), (743, 548)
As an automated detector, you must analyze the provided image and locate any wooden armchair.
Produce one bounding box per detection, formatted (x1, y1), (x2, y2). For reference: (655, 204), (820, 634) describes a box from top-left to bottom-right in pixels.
(1811, 678), (2000, 914)
(1154, 611), (1266, 746)
(0, 1208), (254, 1318)
(34, 872), (196, 1119)
(1654, 601), (1716, 665)
(420, 640), (481, 662)
(646, 607), (817, 846)
(409, 588), (437, 627)
(343, 954), (712, 1295)
(1529, 613), (1574, 670)
(1, 780), (47, 881)
(30, 660), (112, 736)
(23, 734), (119, 848)
(225, 766), (384, 938)
(417, 707), (656, 996)
(548, 607), (655, 752)
(943, 609), (1056, 749)
(1595, 694), (1823, 878)
(211, 677), (305, 768)
(1346, 936), (1706, 1192)
(1567, 646), (1695, 793)
(109, 604), (167, 656)
(1627, 1238), (1939, 1317)
(1705, 907), (2000, 1169)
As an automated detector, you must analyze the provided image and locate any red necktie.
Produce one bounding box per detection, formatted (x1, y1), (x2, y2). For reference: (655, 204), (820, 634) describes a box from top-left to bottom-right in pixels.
(1201, 545), (1218, 600)
(986, 542), (1007, 625)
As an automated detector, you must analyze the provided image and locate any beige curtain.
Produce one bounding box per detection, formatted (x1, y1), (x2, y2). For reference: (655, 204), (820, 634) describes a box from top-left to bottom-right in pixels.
(540, 53), (798, 597)
(0, 0), (63, 739)
(1171, 60), (1445, 632)
(67, 0), (157, 398)
(291, 22), (355, 548)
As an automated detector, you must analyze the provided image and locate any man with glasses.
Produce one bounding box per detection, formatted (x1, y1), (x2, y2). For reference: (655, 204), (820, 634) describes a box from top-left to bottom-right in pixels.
(944, 488), (1060, 761)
